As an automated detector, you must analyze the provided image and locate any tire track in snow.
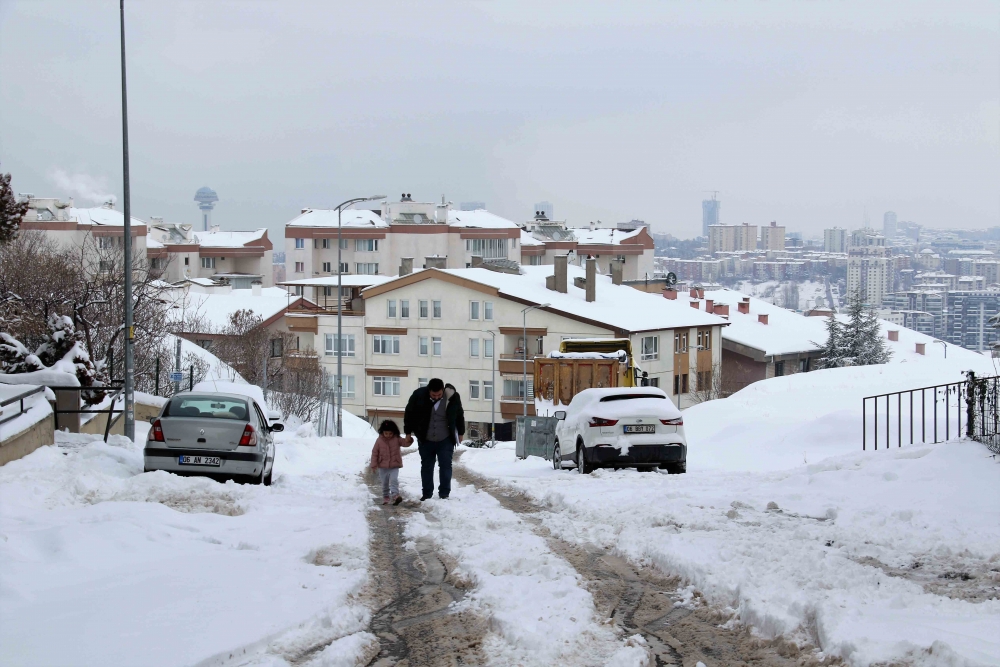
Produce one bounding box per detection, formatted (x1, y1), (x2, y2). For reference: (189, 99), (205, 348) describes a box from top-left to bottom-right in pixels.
(452, 462), (837, 667)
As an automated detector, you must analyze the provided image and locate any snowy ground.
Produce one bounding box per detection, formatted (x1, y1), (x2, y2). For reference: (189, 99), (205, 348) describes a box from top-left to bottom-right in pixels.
(0, 427), (377, 667)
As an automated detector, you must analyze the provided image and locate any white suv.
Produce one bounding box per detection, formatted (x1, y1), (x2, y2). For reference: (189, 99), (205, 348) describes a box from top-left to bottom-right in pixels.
(552, 387), (686, 474)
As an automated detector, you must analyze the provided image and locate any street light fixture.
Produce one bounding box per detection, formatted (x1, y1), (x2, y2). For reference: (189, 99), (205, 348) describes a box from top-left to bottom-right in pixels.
(934, 340), (947, 359)
(335, 194), (386, 437)
(521, 303), (550, 417)
(482, 329), (496, 444)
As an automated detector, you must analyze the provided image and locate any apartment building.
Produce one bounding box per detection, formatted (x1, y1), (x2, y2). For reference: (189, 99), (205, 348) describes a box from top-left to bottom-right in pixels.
(759, 222), (786, 251)
(282, 258), (726, 430)
(522, 213), (656, 279)
(824, 228), (848, 253)
(146, 222), (274, 288)
(847, 229), (891, 306)
(883, 290), (945, 338)
(19, 198), (148, 266)
(709, 223), (758, 254)
(944, 291), (1000, 352)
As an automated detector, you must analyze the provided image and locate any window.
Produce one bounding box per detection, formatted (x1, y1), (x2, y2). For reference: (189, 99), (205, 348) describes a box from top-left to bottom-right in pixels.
(641, 336), (659, 360)
(355, 239), (379, 252)
(484, 338), (494, 358)
(98, 236), (114, 249)
(356, 263), (379, 275)
(484, 380), (494, 400)
(673, 373), (689, 394)
(201, 257), (216, 269)
(373, 376), (400, 396)
(98, 260), (113, 272)
(466, 238), (508, 259)
(418, 337), (429, 356)
(432, 337), (442, 356)
(648, 377), (660, 388)
(387, 300), (397, 318)
(270, 338), (283, 358)
(470, 301), (480, 320)
(339, 239), (348, 249)
(325, 333), (355, 357)
(528, 255), (543, 265)
(433, 300), (442, 318)
(419, 300), (429, 318)
(469, 338), (480, 357)
(503, 378), (532, 399)
(696, 371), (710, 390)
(332, 374), (355, 399)
(313, 239), (318, 249)
(321, 238), (331, 249)
(696, 328), (712, 350)
(339, 262), (349, 273)
(322, 261), (332, 272)
(682, 374), (689, 393)
(293, 285), (304, 296)
(673, 332), (688, 353)
(536, 336), (544, 355)
(184, 257), (189, 266)
(295, 238), (305, 249)
(469, 381), (480, 399)
(150, 258), (163, 270)
(774, 361), (785, 377)
(400, 300), (410, 318)
(295, 262), (305, 273)
(418, 378), (429, 388)
(322, 286), (333, 297)
(373, 335), (400, 354)
(800, 358), (810, 372)
(484, 301), (494, 320)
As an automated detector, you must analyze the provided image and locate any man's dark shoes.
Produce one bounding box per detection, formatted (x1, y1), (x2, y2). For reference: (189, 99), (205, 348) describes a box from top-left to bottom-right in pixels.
(420, 494), (432, 501)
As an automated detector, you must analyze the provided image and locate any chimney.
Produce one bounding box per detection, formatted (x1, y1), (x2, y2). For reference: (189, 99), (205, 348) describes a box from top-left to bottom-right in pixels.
(690, 300), (700, 309)
(689, 288), (698, 298)
(663, 289), (677, 300)
(697, 288), (705, 299)
(705, 299), (714, 313)
(251, 280), (262, 297)
(888, 330), (899, 341)
(553, 255), (568, 293)
(610, 260), (623, 285)
(399, 257), (413, 276)
(758, 314), (769, 325)
(714, 304), (730, 316)
(471, 256), (484, 268)
(915, 342), (925, 355)
(738, 301), (750, 314)
(436, 195), (450, 223)
(585, 258), (596, 302)
(424, 256), (446, 270)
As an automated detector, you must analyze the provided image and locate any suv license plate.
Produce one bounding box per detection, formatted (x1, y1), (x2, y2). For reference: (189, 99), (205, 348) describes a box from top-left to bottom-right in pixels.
(179, 455), (222, 466)
(623, 425), (655, 434)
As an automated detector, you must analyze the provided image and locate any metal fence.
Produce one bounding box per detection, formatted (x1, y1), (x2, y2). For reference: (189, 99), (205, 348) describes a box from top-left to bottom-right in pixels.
(0, 386), (47, 428)
(862, 372), (1000, 454)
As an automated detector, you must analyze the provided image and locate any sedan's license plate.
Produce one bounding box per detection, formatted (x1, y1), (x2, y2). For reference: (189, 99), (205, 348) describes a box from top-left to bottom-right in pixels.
(623, 424), (655, 434)
(179, 455), (222, 466)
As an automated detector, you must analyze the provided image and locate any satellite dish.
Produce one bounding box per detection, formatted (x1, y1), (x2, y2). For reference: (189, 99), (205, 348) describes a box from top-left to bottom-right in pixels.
(665, 272), (677, 286)
(552, 230), (563, 240)
(412, 213), (423, 224)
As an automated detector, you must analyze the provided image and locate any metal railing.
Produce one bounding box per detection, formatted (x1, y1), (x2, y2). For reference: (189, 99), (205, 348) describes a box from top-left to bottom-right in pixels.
(967, 373), (1000, 455)
(50, 385), (125, 443)
(0, 386), (47, 428)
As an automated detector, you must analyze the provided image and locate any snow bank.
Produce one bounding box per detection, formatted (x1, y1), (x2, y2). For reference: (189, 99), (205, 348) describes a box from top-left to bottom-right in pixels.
(0, 429), (377, 666)
(0, 384), (51, 442)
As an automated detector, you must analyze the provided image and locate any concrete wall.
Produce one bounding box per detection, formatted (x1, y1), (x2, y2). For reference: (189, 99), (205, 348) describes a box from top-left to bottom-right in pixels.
(0, 412), (55, 467)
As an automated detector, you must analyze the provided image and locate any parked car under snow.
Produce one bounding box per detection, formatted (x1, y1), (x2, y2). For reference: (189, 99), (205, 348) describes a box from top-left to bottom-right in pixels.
(552, 387), (686, 474)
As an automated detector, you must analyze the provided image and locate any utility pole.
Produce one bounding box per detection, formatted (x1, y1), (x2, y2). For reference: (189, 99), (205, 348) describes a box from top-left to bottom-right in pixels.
(120, 0), (135, 440)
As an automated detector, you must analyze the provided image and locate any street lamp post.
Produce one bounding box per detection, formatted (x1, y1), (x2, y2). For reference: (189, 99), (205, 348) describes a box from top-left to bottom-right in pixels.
(934, 340), (947, 359)
(482, 329), (496, 444)
(119, 0), (135, 441)
(521, 304), (550, 416)
(335, 195), (385, 437)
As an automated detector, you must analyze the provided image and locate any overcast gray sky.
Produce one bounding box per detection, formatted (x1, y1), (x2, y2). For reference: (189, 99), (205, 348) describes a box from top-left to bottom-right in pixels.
(1, 1), (997, 240)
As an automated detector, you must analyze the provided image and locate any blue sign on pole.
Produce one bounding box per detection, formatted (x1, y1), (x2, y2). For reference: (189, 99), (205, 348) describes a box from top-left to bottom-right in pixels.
(169, 371), (184, 383)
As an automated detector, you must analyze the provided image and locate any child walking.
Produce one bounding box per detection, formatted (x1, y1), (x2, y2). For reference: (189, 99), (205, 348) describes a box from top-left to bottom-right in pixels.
(370, 419), (409, 505)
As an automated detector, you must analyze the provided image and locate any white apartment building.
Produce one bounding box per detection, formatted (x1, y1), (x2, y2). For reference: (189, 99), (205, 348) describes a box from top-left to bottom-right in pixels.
(146, 221), (275, 288)
(20, 198), (148, 266)
(847, 229), (891, 306)
(759, 222), (786, 252)
(281, 259), (726, 431)
(709, 223), (758, 254)
(283, 195), (655, 283)
(824, 227), (848, 253)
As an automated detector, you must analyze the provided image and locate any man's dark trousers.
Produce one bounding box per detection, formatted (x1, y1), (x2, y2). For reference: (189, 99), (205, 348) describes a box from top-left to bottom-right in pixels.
(418, 438), (453, 498)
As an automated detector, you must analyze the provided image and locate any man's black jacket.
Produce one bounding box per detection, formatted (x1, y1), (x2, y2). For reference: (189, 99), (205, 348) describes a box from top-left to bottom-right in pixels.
(403, 384), (466, 443)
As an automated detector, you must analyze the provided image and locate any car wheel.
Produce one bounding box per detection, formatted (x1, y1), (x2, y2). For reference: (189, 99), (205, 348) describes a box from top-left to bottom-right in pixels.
(552, 442), (562, 470)
(659, 461), (686, 474)
(577, 442), (594, 475)
(263, 461), (273, 486)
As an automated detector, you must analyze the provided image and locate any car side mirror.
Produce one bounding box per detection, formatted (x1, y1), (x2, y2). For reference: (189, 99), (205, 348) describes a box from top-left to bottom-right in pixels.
(554, 410), (566, 420)
(269, 423), (284, 432)
(148, 416), (157, 424)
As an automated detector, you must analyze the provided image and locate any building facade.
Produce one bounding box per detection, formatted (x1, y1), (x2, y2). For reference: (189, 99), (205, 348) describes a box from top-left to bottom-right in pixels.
(759, 222), (786, 251)
(824, 228), (848, 254)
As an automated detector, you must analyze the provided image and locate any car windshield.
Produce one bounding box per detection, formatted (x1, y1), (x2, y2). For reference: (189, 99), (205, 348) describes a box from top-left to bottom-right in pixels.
(599, 394), (667, 402)
(165, 395), (250, 420)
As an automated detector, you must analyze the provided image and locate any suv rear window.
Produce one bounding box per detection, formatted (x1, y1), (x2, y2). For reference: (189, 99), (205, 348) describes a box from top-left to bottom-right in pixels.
(165, 395), (250, 420)
(599, 394), (667, 402)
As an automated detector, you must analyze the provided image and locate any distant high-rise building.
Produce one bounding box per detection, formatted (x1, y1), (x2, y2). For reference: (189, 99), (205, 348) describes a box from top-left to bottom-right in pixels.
(760, 221), (785, 251)
(460, 202), (486, 211)
(847, 229), (890, 306)
(702, 196), (720, 237)
(824, 227), (847, 253)
(709, 223), (757, 253)
(534, 201), (553, 220)
(883, 211), (898, 242)
(194, 186), (218, 231)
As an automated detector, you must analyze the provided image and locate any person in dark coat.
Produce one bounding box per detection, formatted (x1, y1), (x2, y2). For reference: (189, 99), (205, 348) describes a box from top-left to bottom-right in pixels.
(403, 378), (465, 500)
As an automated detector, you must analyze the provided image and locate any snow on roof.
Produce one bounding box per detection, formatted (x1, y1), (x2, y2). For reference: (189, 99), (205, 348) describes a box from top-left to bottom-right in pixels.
(520, 230), (543, 246)
(286, 209), (388, 229)
(146, 237), (165, 249)
(175, 277), (218, 287)
(68, 207), (145, 228)
(571, 227), (644, 245)
(446, 209), (519, 229)
(434, 265), (726, 333)
(192, 229), (267, 248)
(281, 274), (393, 288)
(169, 287), (295, 331)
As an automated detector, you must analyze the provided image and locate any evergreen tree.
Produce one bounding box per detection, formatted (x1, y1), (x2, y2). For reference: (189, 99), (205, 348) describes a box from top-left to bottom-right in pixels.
(820, 290), (891, 368)
(35, 313), (106, 403)
(0, 169), (28, 245)
(817, 314), (848, 368)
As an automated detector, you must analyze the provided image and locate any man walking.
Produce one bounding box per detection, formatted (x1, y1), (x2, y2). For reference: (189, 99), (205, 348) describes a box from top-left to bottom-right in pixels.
(403, 378), (465, 500)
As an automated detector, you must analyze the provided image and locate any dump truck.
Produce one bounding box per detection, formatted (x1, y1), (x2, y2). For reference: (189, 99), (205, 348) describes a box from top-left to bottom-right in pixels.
(533, 338), (646, 407)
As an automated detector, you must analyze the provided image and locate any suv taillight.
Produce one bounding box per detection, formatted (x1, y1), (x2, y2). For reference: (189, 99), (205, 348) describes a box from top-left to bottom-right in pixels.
(238, 424), (257, 446)
(660, 418), (683, 426)
(150, 419), (165, 442)
(588, 417), (619, 427)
